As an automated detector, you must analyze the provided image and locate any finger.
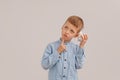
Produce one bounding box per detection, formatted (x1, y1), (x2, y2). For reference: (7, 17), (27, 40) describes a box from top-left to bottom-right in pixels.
(80, 31), (83, 36)
(81, 34), (84, 40)
(81, 34), (85, 41)
(84, 34), (88, 40)
(61, 37), (65, 45)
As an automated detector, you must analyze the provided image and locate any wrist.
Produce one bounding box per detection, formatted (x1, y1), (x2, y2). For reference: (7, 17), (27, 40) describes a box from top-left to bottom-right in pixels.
(80, 45), (84, 48)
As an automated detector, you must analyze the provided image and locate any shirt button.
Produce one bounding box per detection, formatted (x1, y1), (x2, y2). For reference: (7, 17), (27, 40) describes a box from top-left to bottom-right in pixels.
(64, 59), (66, 61)
(58, 56), (61, 58)
(64, 67), (66, 69)
(63, 75), (65, 77)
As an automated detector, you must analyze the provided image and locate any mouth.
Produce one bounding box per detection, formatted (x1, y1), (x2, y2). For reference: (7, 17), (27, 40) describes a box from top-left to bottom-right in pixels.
(64, 34), (67, 37)
(63, 34), (67, 37)
(63, 34), (69, 40)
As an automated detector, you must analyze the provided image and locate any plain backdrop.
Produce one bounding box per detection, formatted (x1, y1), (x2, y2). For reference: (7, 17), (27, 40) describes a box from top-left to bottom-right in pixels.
(0, 0), (120, 80)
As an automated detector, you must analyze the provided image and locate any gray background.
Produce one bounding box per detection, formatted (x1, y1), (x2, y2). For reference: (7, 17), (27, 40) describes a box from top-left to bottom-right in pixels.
(0, 0), (120, 80)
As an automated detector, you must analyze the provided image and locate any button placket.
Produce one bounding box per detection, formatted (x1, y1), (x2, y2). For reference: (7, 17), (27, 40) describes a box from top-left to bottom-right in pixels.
(64, 59), (66, 61)
(62, 51), (68, 78)
(58, 55), (61, 58)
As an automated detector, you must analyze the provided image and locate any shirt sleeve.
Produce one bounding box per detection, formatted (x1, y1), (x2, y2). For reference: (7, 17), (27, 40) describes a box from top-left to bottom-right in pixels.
(75, 45), (86, 69)
(41, 43), (61, 70)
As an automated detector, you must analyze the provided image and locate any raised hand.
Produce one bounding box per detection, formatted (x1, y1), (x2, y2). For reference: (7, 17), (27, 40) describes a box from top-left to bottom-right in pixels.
(79, 33), (88, 48)
(57, 38), (66, 54)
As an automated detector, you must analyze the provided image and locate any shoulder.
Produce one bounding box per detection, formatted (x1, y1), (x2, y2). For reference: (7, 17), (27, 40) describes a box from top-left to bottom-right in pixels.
(46, 40), (60, 48)
(70, 42), (79, 48)
(70, 42), (83, 50)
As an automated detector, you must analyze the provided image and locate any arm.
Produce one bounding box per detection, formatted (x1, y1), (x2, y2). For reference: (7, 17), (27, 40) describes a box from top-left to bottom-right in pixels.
(75, 33), (88, 69)
(41, 44), (61, 70)
(75, 46), (86, 69)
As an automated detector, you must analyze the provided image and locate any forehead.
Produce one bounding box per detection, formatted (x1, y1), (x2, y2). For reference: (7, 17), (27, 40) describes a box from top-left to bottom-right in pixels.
(63, 21), (79, 32)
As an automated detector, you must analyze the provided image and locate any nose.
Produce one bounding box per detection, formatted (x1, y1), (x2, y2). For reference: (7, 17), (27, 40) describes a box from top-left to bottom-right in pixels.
(65, 30), (69, 34)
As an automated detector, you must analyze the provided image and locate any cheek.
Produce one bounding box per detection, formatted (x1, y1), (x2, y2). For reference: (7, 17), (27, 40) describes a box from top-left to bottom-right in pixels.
(62, 29), (65, 33)
(61, 30), (64, 34)
(70, 34), (77, 38)
(68, 34), (74, 38)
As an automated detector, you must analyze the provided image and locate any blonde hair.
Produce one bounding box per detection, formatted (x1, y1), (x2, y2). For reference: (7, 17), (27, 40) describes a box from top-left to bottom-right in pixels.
(65, 15), (84, 33)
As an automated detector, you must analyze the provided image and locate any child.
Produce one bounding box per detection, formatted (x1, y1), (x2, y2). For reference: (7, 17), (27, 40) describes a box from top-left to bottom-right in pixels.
(41, 15), (88, 80)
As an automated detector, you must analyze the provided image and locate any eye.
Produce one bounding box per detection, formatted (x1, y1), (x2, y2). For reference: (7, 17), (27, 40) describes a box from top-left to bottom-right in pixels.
(70, 30), (75, 34)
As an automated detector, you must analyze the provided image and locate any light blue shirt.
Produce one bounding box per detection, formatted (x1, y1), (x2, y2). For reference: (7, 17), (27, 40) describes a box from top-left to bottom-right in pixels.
(41, 39), (85, 80)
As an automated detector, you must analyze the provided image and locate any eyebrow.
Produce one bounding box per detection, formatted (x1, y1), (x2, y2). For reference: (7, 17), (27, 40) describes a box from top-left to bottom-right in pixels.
(64, 26), (68, 28)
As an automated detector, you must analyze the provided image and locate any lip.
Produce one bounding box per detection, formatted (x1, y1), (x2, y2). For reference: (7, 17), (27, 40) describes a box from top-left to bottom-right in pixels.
(63, 34), (67, 37)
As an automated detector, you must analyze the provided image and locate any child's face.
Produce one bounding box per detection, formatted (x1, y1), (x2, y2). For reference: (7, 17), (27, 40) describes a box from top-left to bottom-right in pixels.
(61, 21), (79, 42)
